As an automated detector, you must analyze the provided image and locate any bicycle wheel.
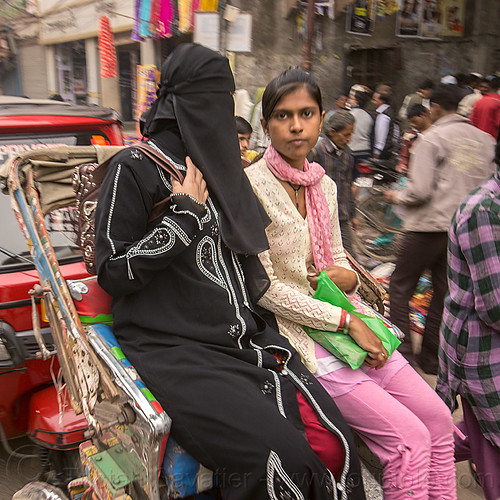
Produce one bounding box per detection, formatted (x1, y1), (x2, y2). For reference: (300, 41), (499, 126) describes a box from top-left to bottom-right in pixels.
(354, 192), (404, 262)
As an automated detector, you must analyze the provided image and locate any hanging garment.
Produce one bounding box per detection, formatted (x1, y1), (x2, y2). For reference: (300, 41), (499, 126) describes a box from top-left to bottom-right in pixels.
(178, 0), (193, 33)
(158, 0), (174, 37)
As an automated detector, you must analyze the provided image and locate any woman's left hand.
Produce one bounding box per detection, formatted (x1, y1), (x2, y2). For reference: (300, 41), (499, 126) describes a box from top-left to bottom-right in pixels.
(348, 315), (388, 370)
(308, 265), (357, 292)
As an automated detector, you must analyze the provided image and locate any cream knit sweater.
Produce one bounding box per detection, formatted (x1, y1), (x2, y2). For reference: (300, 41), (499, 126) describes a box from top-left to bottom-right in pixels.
(246, 159), (355, 373)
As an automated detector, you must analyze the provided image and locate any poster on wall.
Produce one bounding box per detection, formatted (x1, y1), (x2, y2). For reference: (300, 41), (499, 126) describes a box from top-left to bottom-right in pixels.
(347, 0), (375, 35)
(440, 0), (465, 36)
(375, 0), (399, 17)
(396, 0), (422, 37)
(421, 0), (443, 37)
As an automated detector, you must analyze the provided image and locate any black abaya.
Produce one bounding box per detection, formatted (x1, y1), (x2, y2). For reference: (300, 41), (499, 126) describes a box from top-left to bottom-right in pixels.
(95, 145), (366, 500)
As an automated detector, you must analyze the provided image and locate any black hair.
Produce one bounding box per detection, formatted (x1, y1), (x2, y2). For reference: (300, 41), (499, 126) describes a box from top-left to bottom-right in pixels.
(407, 103), (429, 119)
(456, 73), (468, 86)
(486, 75), (500, 91)
(419, 78), (434, 90)
(354, 89), (372, 109)
(429, 84), (461, 111)
(261, 67), (322, 122)
(377, 92), (392, 105)
(235, 116), (253, 135)
(466, 73), (480, 85)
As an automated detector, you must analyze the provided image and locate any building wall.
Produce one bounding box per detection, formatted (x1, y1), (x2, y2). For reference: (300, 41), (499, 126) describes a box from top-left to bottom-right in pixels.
(233, 0), (500, 111)
(6, 0), (500, 112)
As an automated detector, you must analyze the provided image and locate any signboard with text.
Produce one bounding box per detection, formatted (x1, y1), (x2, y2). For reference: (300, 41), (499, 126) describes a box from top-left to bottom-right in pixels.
(194, 11), (252, 52)
(39, 0), (134, 44)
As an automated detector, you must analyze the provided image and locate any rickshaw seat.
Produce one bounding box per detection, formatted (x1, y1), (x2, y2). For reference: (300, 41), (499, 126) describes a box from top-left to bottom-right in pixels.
(91, 324), (216, 498)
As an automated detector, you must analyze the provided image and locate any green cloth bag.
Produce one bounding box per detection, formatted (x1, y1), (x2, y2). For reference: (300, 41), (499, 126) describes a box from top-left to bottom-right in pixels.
(304, 272), (401, 369)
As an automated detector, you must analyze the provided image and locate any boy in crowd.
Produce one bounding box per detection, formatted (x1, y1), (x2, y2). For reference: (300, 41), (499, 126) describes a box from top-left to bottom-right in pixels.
(235, 116), (259, 167)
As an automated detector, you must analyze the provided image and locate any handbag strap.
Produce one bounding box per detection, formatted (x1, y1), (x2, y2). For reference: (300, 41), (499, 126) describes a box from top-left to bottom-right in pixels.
(133, 142), (184, 183)
(132, 143), (187, 223)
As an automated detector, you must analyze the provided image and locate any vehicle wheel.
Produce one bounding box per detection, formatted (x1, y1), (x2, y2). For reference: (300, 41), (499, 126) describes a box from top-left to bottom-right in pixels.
(38, 448), (84, 491)
(12, 481), (68, 500)
(355, 193), (404, 262)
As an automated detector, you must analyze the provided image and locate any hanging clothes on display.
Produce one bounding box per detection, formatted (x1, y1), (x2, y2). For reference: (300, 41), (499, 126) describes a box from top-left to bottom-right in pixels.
(178, 0), (192, 33)
(200, 0), (218, 11)
(138, 0), (154, 38)
(158, 0), (174, 37)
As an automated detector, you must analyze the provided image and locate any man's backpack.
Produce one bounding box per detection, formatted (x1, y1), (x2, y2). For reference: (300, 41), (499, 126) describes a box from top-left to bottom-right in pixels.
(73, 142), (183, 274)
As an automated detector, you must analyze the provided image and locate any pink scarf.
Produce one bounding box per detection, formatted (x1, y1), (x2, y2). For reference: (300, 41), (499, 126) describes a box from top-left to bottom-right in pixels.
(264, 145), (335, 271)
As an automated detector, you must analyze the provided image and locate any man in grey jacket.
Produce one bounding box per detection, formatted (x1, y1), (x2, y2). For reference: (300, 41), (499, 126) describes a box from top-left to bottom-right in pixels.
(385, 84), (496, 375)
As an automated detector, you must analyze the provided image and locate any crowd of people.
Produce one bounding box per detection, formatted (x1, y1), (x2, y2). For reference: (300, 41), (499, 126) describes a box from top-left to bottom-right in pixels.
(94, 43), (499, 500)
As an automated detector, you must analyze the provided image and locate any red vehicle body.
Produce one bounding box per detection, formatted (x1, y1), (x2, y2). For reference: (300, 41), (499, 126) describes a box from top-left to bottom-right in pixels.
(0, 96), (123, 487)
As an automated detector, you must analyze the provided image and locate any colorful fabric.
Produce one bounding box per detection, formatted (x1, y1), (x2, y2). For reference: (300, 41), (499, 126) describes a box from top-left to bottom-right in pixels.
(131, 0), (144, 41)
(178, 0), (192, 33)
(470, 93), (500, 139)
(138, 0), (154, 37)
(190, 0), (201, 26)
(98, 16), (118, 78)
(308, 138), (355, 223)
(150, 0), (161, 36)
(157, 0), (174, 36)
(437, 171), (500, 450)
(200, 0), (218, 10)
(263, 144), (334, 271)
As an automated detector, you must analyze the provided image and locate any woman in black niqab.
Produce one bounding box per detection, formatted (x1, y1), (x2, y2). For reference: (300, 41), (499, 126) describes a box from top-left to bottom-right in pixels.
(142, 43), (269, 256)
(95, 43), (365, 500)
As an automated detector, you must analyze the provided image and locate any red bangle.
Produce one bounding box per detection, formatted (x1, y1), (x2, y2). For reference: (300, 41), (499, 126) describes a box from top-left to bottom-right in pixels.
(338, 309), (348, 331)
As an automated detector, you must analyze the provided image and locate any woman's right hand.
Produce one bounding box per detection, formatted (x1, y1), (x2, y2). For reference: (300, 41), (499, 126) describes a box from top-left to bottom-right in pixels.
(347, 315), (388, 370)
(171, 156), (208, 204)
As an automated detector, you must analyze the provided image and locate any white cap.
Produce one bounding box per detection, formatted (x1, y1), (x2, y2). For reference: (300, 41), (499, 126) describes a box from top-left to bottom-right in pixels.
(441, 75), (457, 85)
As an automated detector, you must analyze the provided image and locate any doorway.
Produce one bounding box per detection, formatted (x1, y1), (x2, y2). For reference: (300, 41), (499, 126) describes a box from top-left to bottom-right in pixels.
(345, 47), (398, 92)
(118, 47), (140, 122)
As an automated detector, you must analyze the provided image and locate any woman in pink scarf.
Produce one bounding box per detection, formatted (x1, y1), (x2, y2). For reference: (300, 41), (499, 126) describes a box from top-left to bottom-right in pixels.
(246, 68), (456, 500)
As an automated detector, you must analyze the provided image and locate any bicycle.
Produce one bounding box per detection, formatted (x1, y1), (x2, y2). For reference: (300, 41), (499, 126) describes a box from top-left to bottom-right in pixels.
(353, 160), (406, 263)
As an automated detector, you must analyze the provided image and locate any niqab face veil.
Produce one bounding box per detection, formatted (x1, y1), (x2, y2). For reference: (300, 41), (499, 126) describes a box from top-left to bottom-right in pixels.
(142, 43), (271, 299)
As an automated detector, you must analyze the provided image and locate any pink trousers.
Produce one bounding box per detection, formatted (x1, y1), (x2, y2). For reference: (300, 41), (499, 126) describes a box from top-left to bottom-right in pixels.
(318, 364), (456, 499)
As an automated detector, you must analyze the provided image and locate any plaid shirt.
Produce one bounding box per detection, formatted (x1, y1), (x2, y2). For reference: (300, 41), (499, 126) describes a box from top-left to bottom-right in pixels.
(436, 171), (500, 450)
(308, 137), (355, 222)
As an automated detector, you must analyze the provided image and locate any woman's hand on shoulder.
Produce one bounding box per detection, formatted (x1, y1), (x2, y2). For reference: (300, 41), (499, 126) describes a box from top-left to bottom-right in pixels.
(171, 156), (208, 204)
(348, 315), (387, 370)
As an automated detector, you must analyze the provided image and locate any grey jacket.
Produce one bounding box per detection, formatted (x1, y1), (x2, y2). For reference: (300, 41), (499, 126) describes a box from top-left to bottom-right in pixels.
(393, 113), (496, 232)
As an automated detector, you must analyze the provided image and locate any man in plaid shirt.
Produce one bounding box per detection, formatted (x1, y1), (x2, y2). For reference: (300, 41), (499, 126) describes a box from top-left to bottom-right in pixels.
(436, 138), (500, 500)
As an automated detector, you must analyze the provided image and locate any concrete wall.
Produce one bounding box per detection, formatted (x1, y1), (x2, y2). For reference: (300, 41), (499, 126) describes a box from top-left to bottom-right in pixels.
(233, 0), (500, 112)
